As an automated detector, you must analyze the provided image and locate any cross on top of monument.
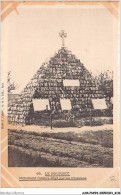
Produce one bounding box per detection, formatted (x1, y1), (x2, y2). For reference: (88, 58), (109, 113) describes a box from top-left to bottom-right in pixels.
(59, 30), (67, 47)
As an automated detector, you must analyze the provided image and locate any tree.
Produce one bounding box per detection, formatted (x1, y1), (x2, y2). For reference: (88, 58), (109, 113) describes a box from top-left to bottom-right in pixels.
(95, 70), (113, 99)
(7, 71), (19, 94)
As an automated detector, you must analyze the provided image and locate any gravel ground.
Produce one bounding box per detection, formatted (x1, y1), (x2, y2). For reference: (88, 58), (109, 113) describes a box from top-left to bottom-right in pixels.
(8, 124), (113, 134)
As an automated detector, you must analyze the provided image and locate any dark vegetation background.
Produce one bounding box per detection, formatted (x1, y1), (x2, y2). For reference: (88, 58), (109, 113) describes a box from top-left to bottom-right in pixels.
(8, 129), (113, 167)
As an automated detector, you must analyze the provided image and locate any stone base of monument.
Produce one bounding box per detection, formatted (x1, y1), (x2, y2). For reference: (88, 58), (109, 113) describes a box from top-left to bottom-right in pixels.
(26, 116), (113, 128)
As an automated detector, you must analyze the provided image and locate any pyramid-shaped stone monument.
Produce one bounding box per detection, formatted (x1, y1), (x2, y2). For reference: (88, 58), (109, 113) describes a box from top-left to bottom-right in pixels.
(8, 31), (107, 125)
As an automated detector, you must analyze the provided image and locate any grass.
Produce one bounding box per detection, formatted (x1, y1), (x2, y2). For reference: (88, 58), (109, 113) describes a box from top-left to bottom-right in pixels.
(8, 129), (113, 167)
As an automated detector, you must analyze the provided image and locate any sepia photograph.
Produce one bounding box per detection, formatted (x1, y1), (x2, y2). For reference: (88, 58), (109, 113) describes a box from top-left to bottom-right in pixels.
(1, 1), (119, 188)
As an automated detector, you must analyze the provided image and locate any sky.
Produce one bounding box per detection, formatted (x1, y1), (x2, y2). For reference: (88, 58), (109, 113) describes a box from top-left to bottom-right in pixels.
(1, 4), (119, 93)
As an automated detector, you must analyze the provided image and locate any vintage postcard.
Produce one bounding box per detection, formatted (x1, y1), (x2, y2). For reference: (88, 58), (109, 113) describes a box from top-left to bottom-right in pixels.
(1, 1), (120, 188)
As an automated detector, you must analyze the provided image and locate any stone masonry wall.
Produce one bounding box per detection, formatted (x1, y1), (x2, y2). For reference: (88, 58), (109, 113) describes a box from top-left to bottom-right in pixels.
(8, 47), (106, 125)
